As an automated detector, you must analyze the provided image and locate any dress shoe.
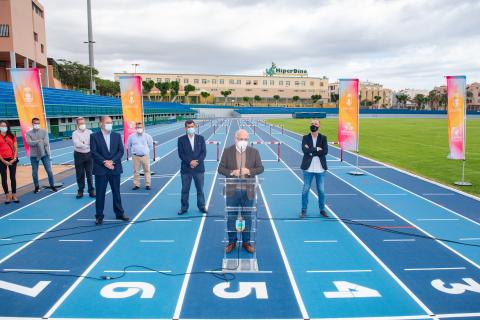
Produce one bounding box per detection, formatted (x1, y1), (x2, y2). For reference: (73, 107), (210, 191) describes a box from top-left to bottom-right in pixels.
(146, 186), (151, 190)
(200, 207), (208, 214)
(243, 242), (255, 253)
(300, 209), (306, 219)
(95, 218), (103, 225)
(51, 186), (58, 192)
(12, 195), (19, 203)
(33, 186), (40, 194)
(89, 191), (96, 198)
(225, 242), (236, 253)
(5, 193), (11, 204)
(76, 191), (84, 199)
(178, 209), (187, 215)
(132, 186), (140, 190)
(116, 215), (130, 221)
(320, 210), (329, 218)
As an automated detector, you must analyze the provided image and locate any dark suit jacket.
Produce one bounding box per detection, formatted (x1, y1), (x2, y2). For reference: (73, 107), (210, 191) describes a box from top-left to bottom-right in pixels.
(218, 145), (264, 199)
(90, 131), (124, 175)
(300, 133), (328, 171)
(177, 134), (206, 174)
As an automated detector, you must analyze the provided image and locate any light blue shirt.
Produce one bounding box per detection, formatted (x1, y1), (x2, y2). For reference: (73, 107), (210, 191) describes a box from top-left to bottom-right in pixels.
(127, 132), (153, 156)
(102, 130), (111, 152)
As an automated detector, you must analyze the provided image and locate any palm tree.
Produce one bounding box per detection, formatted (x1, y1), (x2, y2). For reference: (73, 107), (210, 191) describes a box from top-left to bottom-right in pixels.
(311, 94), (322, 107)
(395, 93), (408, 109)
(273, 95), (280, 107)
(242, 97), (251, 106)
(142, 80), (155, 101)
(254, 95), (262, 105)
(169, 81), (180, 102)
(414, 94), (426, 109)
(200, 91), (210, 104)
(156, 81), (170, 101)
(184, 84), (196, 104)
(292, 95), (300, 107)
(330, 93), (339, 107)
(373, 95), (381, 108)
(221, 90), (232, 105)
(428, 90), (438, 110)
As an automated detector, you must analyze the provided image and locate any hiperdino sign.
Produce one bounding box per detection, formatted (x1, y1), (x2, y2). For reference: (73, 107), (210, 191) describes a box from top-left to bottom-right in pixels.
(264, 62), (308, 77)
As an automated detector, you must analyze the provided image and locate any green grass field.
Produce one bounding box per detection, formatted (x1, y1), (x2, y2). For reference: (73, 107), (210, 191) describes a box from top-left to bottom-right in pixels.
(267, 118), (480, 196)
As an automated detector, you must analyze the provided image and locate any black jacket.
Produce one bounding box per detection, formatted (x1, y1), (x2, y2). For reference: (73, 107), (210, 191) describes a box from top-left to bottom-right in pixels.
(300, 133), (328, 171)
(90, 131), (124, 176)
(177, 134), (206, 174)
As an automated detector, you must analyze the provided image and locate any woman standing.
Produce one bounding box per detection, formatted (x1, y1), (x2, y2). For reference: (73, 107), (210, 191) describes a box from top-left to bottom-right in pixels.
(0, 121), (19, 204)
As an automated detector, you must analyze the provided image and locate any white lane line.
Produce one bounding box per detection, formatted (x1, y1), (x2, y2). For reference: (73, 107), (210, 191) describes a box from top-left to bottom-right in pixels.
(205, 270), (273, 274)
(422, 193), (455, 196)
(435, 312), (480, 319)
(307, 269), (372, 273)
(58, 239), (93, 242)
(173, 120), (230, 320)
(460, 238), (480, 241)
(352, 219), (395, 222)
(214, 219), (225, 222)
(383, 239), (416, 242)
(3, 268), (70, 273)
(326, 193), (358, 196)
(416, 218), (459, 221)
(139, 240), (175, 243)
(283, 220), (316, 222)
(8, 218), (54, 221)
(304, 240), (338, 243)
(404, 267), (466, 271)
(104, 270), (172, 273)
(0, 239), (12, 241)
(119, 192), (150, 195)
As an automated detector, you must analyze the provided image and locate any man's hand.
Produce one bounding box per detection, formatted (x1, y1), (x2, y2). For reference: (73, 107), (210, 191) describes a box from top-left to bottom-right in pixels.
(304, 144), (309, 149)
(8, 159), (16, 166)
(103, 160), (114, 170)
(241, 168), (251, 176)
(316, 147), (322, 151)
(231, 169), (241, 177)
(190, 160), (199, 168)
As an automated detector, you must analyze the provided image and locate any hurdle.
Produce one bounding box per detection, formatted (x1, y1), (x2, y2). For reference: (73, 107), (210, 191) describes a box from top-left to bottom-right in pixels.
(213, 125), (228, 134)
(251, 140), (281, 161)
(153, 140), (159, 161)
(206, 140), (221, 161)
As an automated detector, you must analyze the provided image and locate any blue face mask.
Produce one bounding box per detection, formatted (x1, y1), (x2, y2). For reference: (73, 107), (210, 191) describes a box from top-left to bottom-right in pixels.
(104, 123), (113, 132)
(187, 128), (195, 135)
(0, 127), (7, 133)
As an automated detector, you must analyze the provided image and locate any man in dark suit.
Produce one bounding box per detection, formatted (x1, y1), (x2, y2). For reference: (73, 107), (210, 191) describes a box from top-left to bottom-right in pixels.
(90, 116), (129, 225)
(177, 120), (207, 215)
(218, 129), (264, 254)
(300, 119), (329, 218)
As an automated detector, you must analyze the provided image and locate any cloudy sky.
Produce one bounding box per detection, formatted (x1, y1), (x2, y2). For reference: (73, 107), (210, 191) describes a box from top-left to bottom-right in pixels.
(42, 0), (480, 90)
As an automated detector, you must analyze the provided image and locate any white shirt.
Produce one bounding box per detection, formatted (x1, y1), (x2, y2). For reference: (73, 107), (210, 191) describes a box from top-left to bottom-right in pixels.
(102, 130), (111, 152)
(188, 134), (195, 151)
(307, 134), (325, 173)
(72, 129), (92, 153)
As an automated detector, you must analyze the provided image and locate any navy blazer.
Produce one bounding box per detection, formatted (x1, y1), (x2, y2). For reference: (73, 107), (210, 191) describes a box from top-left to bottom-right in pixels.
(90, 131), (124, 175)
(300, 133), (328, 171)
(177, 134), (206, 174)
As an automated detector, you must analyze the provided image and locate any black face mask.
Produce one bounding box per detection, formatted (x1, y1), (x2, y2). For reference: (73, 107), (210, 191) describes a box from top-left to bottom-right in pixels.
(310, 125), (319, 132)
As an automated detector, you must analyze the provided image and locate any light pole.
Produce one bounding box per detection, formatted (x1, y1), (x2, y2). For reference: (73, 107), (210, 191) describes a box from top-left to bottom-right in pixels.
(85, 0), (96, 94)
(132, 63), (140, 75)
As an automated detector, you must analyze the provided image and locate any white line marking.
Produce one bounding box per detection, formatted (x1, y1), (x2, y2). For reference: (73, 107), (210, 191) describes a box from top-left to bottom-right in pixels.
(58, 239), (93, 242)
(104, 270), (171, 273)
(3, 268), (70, 273)
(76, 219), (118, 222)
(205, 270), (273, 274)
(460, 238), (480, 241)
(383, 239), (416, 242)
(8, 218), (54, 221)
(307, 269), (372, 273)
(151, 219), (192, 222)
(422, 193), (455, 196)
(0, 239), (12, 241)
(404, 267), (466, 271)
(352, 219), (395, 222)
(416, 218), (459, 221)
(272, 193), (300, 196)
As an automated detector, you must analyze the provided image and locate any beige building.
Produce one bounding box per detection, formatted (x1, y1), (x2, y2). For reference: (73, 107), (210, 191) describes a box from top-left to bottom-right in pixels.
(329, 81), (393, 107)
(467, 82), (480, 110)
(115, 64), (329, 105)
(0, 0), (49, 85)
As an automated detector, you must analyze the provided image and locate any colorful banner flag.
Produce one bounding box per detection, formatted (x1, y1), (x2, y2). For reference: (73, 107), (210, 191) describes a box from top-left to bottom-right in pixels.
(338, 78), (359, 151)
(120, 76), (144, 148)
(446, 75), (466, 160)
(10, 68), (48, 157)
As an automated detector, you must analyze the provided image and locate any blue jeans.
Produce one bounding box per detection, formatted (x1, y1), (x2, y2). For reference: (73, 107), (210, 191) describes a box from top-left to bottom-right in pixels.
(301, 171), (325, 211)
(227, 189), (254, 244)
(30, 156), (55, 188)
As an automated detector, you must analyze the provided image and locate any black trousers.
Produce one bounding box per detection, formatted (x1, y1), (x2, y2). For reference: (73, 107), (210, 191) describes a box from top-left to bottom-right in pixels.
(0, 158), (16, 194)
(74, 151), (94, 193)
(94, 174), (124, 219)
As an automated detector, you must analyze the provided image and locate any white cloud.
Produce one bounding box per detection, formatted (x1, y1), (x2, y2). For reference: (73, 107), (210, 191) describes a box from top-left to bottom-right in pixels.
(42, 0), (480, 90)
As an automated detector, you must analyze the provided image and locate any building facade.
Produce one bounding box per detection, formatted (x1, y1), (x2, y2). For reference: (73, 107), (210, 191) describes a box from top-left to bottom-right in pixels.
(114, 64), (329, 105)
(0, 0), (49, 85)
(329, 81), (393, 107)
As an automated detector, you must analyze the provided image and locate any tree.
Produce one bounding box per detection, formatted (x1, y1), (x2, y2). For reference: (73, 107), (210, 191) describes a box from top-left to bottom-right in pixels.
(169, 81), (180, 102)
(273, 95), (280, 107)
(414, 94), (426, 109)
(221, 90), (232, 105)
(254, 95), (262, 104)
(156, 81), (170, 101)
(292, 95), (300, 106)
(330, 93), (339, 107)
(200, 91), (210, 104)
(184, 84), (196, 104)
(56, 59), (98, 91)
(142, 80), (155, 101)
(373, 95), (382, 108)
(311, 94), (322, 106)
(95, 78), (120, 96)
(395, 93), (408, 108)
(242, 96), (251, 106)
(428, 90), (438, 109)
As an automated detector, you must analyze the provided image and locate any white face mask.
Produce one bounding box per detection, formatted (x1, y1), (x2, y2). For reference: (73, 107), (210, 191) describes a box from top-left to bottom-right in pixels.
(236, 140), (248, 151)
(104, 123), (113, 132)
(33, 124), (40, 130)
(78, 124), (86, 131)
(136, 128), (144, 134)
(186, 127), (195, 135)
(0, 127), (7, 133)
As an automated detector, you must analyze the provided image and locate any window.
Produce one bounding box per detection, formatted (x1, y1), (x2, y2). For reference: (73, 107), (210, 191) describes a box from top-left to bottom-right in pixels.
(32, 2), (44, 18)
(33, 32), (38, 42)
(253, 80), (258, 85)
(301, 81), (305, 86)
(236, 80), (241, 84)
(183, 79), (189, 84)
(0, 24), (9, 37)
(157, 78), (162, 82)
(270, 80), (275, 85)
(40, 44), (44, 53)
(310, 81), (314, 86)
(320, 82), (324, 87)
(146, 78), (151, 81)
(295, 81), (300, 86)
(212, 79), (217, 84)
(279, 80), (283, 86)
(202, 79), (207, 84)
(165, 78), (170, 82)
(219, 79), (224, 84)
(229, 79), (235, 84)
(246, 80), (251, 85)
(286, 81), (290, 86)
(263, 80), (268, 85)
(194, 79), (199, 84)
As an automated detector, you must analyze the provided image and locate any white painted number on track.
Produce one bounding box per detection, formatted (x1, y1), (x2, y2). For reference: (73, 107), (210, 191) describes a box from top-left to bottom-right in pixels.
(431, 278), (480, 295)
(0, 280), (50, 297)
(323, 281), (382, 298)
(213, 282), (268, 299)
(100, 282), (155, 299)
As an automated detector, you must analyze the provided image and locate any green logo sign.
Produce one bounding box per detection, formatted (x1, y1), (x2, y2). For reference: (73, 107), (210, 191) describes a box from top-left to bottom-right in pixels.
(265, 62), (307, 77)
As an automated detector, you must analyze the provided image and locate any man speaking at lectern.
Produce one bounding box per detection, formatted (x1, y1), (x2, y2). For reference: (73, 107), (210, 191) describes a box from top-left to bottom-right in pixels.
(218, 129), (264, 254)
